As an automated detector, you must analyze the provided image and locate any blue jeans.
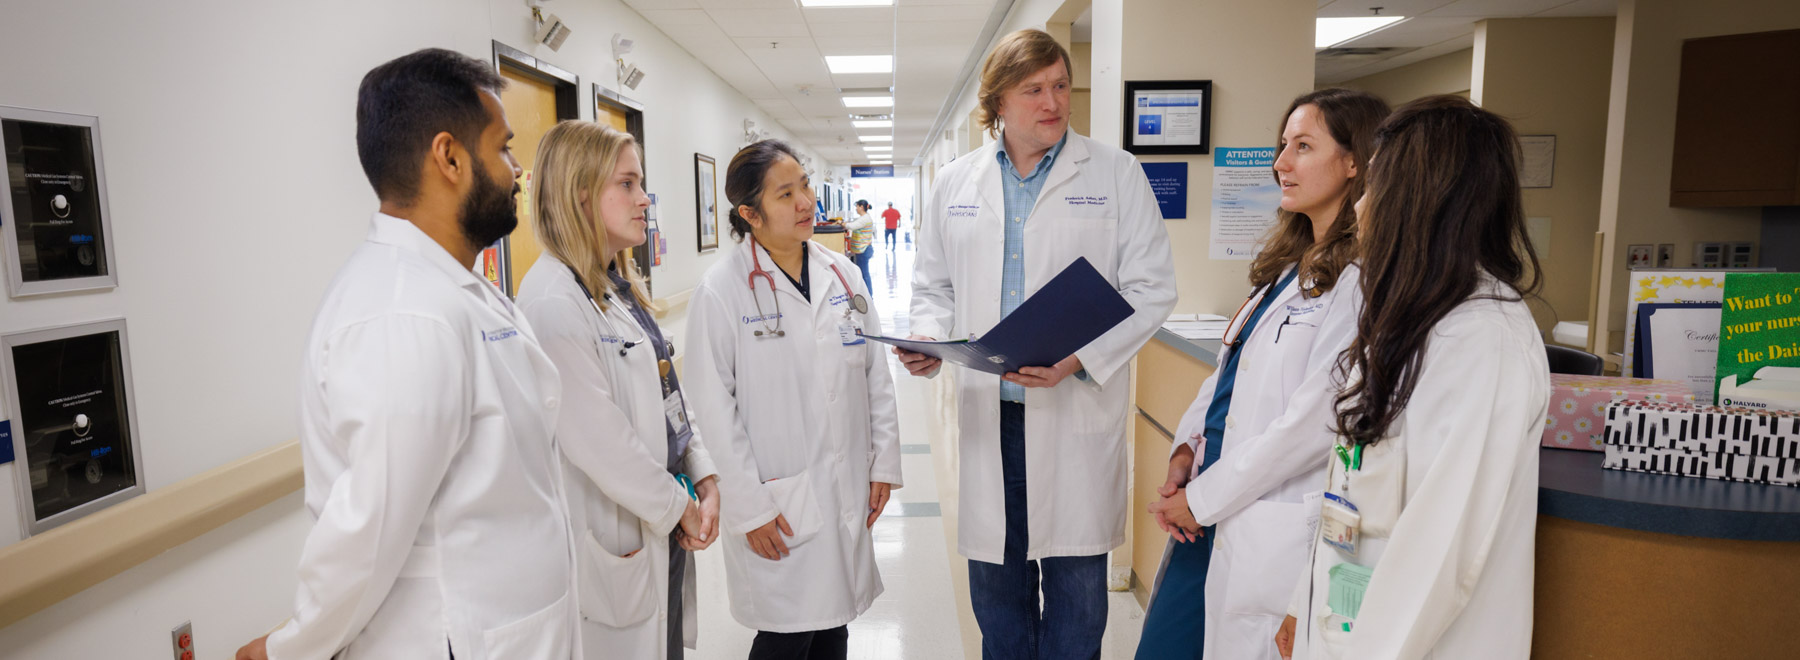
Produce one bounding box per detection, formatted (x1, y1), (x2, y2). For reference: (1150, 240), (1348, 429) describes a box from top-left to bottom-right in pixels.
(852, 248), (873, 292)
(970, 402), (1108, 660)
(1133, 528), (1213, 660)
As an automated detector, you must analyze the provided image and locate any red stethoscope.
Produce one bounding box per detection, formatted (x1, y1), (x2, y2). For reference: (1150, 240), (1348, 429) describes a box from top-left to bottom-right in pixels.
(748, 235), (868, 338)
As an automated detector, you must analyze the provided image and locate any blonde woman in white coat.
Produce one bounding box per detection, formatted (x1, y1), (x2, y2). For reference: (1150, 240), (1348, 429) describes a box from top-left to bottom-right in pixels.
(1276, 95), (1549, 660)
(518, 121), (721, 660)
(684, 140), (902, 660)
(1136, 89), (1387, 660)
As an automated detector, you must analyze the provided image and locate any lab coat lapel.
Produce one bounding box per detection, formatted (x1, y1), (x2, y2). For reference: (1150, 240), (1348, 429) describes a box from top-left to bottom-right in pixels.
(1036, 130), (1088, 203)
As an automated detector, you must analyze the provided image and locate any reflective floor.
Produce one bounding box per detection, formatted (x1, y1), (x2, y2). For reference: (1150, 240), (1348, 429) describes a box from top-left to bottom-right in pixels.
(688, 238), (1149, 659)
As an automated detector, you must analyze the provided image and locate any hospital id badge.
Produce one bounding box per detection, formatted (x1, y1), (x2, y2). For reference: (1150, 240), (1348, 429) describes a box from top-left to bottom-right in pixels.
(664, 390), (692, 437)
(1321, 491), (1362, 556)
(839, 322), (866, 346)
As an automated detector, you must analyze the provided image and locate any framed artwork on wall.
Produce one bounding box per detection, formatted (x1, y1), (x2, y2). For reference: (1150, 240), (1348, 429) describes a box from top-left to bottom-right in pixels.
(3, 318), (144, 536)
(1122, 80), (1212, 155)
(1, 106), (118, 297)
(696, 153), (720, 252)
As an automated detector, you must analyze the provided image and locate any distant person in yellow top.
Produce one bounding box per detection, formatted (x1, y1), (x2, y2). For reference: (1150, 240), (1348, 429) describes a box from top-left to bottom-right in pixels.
(845, 199), (876, 291)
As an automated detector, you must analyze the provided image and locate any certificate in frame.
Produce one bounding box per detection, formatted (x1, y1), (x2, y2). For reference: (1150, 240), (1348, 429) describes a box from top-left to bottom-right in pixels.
(695, 153), (720, 252)
(1123, 80), (1213, 156)
(3, 318), (145, 536)
(1, 106), (118, 297)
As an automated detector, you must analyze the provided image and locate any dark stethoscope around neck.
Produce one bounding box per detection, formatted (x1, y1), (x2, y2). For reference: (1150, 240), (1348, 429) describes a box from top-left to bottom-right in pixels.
(746, 234), (868, 339)
(570, 266), (651, 357)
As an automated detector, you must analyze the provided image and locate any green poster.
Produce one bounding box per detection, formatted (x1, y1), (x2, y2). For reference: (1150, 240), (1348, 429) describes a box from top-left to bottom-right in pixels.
(1715, 272), (1800, 405)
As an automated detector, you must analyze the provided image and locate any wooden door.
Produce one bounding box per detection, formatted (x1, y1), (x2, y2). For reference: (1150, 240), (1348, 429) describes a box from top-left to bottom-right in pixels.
(499, 67), (561, 296)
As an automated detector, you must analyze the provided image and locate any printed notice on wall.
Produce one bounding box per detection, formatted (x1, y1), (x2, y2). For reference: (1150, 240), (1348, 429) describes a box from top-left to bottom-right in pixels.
(1209, 147), (1279, 260)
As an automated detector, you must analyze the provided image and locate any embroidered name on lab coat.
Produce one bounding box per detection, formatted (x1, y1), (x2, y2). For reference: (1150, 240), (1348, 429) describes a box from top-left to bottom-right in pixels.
(1064, 195), (1110, 206)
(947, 205), (980, 218)
(482, 327), (520, 342)
(742, 313), (783, 325)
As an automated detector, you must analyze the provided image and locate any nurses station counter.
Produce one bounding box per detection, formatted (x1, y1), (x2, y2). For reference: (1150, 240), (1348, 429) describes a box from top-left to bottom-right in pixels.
(1129, 331), (1800, 657)
(812, 223), (846, 254)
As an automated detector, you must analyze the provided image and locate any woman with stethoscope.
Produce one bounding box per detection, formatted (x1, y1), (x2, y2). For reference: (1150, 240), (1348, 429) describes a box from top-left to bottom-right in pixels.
(517, 120), (721, 660)
(1136, 89), (1388, 660)
(683, 139), (902, 660)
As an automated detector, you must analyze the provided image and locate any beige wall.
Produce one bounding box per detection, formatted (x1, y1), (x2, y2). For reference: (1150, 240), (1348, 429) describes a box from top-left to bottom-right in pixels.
(1122, 0), (1316, 315)
(1593, 0), (1800, 353)
(1071, 41), (1093, 136)
(1472, 18), (1615, 336)
(1335, 48), (1474, 104)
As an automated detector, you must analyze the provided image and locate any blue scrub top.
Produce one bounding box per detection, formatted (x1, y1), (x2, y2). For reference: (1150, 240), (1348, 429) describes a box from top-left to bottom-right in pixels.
(1200, 268), (1299, 469)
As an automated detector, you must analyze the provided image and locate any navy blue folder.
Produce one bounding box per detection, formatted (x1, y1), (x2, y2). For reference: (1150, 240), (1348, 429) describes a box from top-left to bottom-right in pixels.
(865, 257), (1135, 375)
(1634, 301), (1721, 378)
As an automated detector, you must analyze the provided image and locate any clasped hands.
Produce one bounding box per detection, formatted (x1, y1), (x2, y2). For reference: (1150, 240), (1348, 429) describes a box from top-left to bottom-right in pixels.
(1147, 442), (1204, 543)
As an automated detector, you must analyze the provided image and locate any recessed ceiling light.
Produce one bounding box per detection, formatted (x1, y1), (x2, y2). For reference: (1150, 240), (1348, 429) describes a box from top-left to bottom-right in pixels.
(843, 96), (894, 108)
(858, 135), (893, 142)
(864, 146), (893, 151)
(853, 120), (893, 129)
(1316, 16), (1406, 48)
(826, 56), (893, 74)
(870, 161), (892, 165)
(801, 0), (893, 6)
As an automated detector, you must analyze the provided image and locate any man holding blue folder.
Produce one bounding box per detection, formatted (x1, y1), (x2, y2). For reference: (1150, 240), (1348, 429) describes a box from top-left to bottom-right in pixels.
(898, 29), (1175, 660)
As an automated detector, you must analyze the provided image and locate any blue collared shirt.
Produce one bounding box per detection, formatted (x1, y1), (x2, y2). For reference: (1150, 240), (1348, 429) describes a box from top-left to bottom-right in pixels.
(996, 131), (1068, 403)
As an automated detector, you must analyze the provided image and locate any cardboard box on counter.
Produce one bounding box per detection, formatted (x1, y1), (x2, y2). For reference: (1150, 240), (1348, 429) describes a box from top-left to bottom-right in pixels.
(1605, 401), (1800, 458)
(1602, 401), (1800, 487)
(1603, 444), (1800, 487)
(1544, 375), (1694, 451)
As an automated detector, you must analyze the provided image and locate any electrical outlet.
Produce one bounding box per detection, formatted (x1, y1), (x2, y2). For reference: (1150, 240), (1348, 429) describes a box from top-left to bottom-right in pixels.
(171, 621), (193, 660)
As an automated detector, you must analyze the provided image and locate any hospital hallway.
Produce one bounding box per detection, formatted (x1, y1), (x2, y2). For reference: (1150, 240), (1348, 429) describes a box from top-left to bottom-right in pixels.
(688, 238), (1150, 659)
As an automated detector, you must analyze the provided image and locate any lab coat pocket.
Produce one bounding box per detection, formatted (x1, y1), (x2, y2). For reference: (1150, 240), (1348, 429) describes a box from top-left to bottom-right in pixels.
(1348, 437), (1406, 538)
(763, 470), (823, 548)
(1218, 499), (1313, 617)
(479, 588), (573, 660)
(1044, 214), (1119, 277)
(577, 530), (660, 627)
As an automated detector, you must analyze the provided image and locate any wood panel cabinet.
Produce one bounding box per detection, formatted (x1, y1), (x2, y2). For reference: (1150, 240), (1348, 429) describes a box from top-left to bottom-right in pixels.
(1669, 29), (1800, 207)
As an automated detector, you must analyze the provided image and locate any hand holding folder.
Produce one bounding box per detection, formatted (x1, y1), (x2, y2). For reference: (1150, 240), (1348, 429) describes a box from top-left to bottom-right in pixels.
(868, 257), (1135, 376)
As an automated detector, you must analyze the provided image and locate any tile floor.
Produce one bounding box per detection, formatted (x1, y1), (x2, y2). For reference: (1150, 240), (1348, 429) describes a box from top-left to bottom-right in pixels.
(686, 242), (1149, 660)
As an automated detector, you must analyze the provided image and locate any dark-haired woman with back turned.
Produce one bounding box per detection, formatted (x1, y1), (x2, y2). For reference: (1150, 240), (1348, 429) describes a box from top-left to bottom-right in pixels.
(682, 140), (902, 660)
(1139, 88), (1386, 660)
(1274, 95), (1550, 660)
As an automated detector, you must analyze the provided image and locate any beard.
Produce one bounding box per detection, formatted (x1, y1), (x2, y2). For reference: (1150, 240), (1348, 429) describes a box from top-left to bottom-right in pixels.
(459, 158), (521, 251)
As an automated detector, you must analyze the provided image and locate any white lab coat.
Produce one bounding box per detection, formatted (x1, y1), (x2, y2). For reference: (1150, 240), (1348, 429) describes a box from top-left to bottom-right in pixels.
(1145, 264), (1363, 660)
(518, 257), (719, 659)
(910, 129), (1176, 563)
(268, 214), (575, 660)
(683, 239), (904, 633)
(1289, 275), (1548, 660)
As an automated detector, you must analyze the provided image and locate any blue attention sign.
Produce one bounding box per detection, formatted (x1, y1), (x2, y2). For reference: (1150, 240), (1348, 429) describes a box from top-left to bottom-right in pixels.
(0, 419), (11, 465)
(852, 165), (895, 177)
(1141, 162), (1188, 219)
(1214, 147), (1275, 168)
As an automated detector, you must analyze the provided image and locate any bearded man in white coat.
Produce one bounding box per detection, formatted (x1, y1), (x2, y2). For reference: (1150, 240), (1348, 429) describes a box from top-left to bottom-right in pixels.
(897, 29), (1176, 660)
(236, 49), (576, 660)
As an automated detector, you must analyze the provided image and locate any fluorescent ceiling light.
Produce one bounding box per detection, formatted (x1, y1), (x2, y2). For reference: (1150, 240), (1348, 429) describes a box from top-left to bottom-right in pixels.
(863, 146), (893, 151)
(801, 0), (894, 6)
(842, 96), (893, 108)
(1315, 16), (1406, 48)
(826, 55), (893, 74)
(858, 135), (893, 142)
(870, 160), (893, 165)
(853, 120), (893, 129)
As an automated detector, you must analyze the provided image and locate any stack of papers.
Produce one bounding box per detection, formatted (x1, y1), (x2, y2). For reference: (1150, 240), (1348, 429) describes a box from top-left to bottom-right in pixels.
(1163, 313), (1229, 341)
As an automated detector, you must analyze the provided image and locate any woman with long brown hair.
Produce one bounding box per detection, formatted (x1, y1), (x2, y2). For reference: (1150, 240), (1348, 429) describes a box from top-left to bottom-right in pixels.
(1276, 95), (1549, 660)
(1139, 88), (1386, 660)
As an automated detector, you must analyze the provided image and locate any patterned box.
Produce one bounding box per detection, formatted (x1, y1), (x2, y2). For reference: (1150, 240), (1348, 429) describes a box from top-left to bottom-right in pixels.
(1543, 375), (1694, 451)
(1601, 401), (1800, 486)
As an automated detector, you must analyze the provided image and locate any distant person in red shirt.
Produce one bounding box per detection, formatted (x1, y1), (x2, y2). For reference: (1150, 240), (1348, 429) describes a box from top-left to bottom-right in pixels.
(881, 202), (902, 251)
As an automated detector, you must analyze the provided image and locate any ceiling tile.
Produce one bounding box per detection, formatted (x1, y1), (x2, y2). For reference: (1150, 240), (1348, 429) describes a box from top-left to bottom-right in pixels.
(1422, 0), (1571, 17)
(1334, 16), (1476, 47)
(1531, 0), (1617, 17)
(804, 7), (895, 25)
(637, 8), (713, 26)
(1317, 0), (1456, 18)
